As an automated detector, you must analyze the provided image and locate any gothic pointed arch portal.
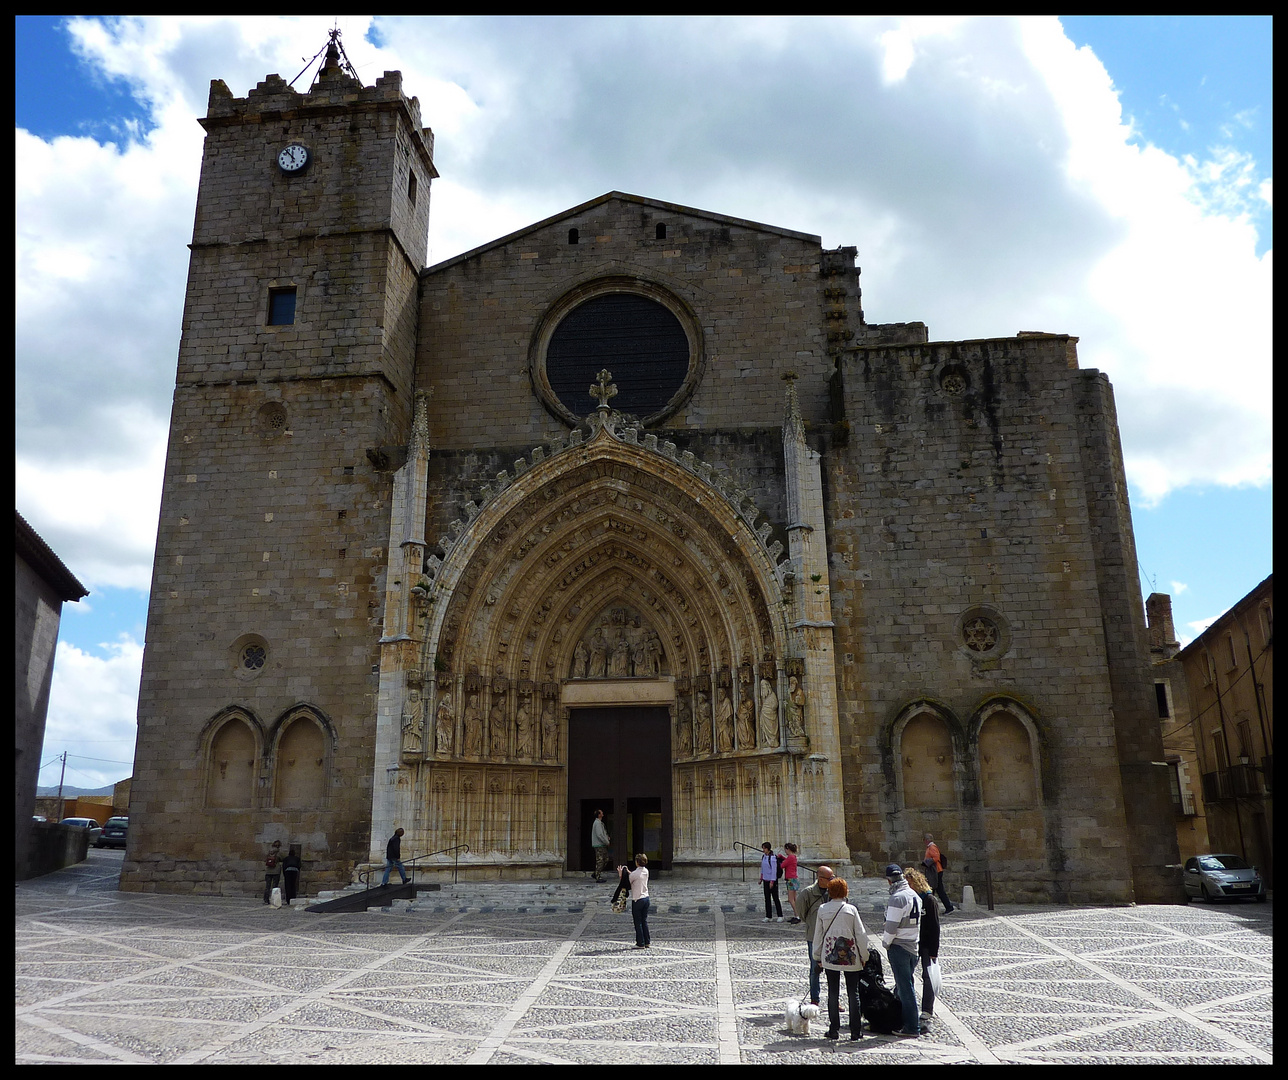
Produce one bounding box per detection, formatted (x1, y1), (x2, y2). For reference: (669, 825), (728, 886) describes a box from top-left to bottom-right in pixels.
(376, 411), (849, 875)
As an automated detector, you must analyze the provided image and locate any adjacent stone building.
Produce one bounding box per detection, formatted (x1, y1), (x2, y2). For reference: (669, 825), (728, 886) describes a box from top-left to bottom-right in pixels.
(121, 48), (1183, 903)
(1175, 575), (1273, 887)
(16, 510), (89, 878)
(1147, 592), (1210, 863)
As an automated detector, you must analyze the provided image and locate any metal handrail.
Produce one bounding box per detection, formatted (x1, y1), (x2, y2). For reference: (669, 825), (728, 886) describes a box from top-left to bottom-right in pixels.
(732, 841), (761, 882)
(733, 842), (818, 883)
(361, 843), (471, 887)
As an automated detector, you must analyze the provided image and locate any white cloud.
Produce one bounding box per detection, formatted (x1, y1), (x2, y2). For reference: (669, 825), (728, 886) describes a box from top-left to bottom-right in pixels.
(1170, 581), (1189, 596)
(14, 15), (1272, 593)
(40, 636), (144, 789)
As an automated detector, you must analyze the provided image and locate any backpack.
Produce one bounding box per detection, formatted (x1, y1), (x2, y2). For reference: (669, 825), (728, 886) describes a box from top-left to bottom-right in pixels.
(940, 851), (948, 871)
(856, 951), (905, 1035)
(777, 856), (784, 880)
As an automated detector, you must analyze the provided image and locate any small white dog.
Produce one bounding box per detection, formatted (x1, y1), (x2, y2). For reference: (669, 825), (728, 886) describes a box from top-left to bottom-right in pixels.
(785, 997), (820, 1035)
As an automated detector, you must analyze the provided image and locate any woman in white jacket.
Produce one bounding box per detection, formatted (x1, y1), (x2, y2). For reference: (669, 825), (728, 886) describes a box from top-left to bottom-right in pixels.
(811, 877), (871, 1040)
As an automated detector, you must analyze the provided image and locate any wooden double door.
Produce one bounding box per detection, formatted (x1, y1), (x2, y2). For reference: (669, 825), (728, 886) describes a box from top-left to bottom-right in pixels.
(567, 706), (672, 872)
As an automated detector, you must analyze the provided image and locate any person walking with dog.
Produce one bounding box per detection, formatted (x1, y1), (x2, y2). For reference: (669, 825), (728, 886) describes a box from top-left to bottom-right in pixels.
(795, 863), (835, 1006)
(904, 866), (941, 1031)
(812, 877), (870, 1040)
(881, 863), (922, 1037)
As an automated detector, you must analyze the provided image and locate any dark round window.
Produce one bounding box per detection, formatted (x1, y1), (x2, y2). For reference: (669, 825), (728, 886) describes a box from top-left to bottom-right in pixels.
(545, 294), (690, 420)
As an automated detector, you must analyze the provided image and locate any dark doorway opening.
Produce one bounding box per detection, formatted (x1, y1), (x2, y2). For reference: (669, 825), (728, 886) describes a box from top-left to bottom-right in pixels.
(567, 706), (671, 871)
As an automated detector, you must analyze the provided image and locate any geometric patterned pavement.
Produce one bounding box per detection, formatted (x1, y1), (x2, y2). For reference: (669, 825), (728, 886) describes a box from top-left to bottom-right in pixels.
(16, 850), (1272, 1065)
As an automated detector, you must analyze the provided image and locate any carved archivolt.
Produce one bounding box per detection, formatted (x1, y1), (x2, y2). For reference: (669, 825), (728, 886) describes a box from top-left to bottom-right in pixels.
(419, 416), (793, 767)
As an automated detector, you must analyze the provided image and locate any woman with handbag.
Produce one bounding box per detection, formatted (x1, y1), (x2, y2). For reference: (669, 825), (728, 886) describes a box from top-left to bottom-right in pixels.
(811, 877), (870, 1040)
(904, 867), (941, 1030)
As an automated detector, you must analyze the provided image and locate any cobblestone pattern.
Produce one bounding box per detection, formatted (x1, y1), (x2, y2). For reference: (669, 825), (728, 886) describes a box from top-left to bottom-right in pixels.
(17, 853), (1271, 1065)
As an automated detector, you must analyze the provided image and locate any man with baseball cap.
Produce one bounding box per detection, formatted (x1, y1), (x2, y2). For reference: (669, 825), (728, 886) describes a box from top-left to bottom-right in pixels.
(881, 863), (922, 1037)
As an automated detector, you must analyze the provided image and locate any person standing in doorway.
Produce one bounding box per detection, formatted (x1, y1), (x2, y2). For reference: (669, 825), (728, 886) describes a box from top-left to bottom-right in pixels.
(781, 842), (801, 923)
(923, 833), (955, 913)
(591, 809), (612, 883)
(796, 864), (835, 1006)
(620, 853), (651, 948)
(380, 827), (409, 886)
(262, 840), (282, 904)
(882, 863), (922, 1037)
(281, 844), (302, 905)
(904, 866), (941, 1031)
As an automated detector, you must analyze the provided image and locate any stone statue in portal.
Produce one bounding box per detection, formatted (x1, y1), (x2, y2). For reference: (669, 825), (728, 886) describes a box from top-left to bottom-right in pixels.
(589, 628), (608, 678)
(463, 692), (484, 757)
(514, 694), (534, 758)
(489, 695), (508, 758)
(785, 675), (807, 738)
(695, 690), (714, 755)
(434, 694), (454, 756)
(674, 695), (693, 757)
(610, 631), (632, 677)
(400, 688), (423, 754)
(758, 678), (780, 748)
(715, 687), (735, 753)
(644, 631), (663, 677)
(736, 692), (756, 750)
(540, 695), (558, 761)
(572, 639), (589, 679)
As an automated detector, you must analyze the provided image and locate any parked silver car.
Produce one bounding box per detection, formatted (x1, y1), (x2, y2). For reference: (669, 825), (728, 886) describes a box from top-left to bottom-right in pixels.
(59, 817), (103, 845)
(1183, 854), (1266, 902)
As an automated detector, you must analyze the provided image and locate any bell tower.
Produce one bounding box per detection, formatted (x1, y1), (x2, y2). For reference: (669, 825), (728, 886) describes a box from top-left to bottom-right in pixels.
(123, 38), (437, 895)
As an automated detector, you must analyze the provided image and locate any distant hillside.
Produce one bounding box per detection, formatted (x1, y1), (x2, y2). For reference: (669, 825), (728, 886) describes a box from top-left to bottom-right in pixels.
(36, 784), (116, 798)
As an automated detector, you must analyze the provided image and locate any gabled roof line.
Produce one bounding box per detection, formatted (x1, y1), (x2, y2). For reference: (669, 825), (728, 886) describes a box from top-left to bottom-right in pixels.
(422, 191), (823, 276)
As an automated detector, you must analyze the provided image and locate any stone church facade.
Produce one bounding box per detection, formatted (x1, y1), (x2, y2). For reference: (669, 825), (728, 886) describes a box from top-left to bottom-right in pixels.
(121, 52), (1182, 904)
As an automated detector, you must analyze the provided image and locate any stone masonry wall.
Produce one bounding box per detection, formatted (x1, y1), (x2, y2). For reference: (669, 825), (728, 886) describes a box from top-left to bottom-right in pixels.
(122, 66), (430, 896)
(824, 335), (1137, 904)
(416, 196), (836, 447)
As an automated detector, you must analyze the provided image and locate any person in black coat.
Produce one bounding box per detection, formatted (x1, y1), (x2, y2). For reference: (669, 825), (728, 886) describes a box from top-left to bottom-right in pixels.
(380, 827), (409, 886)
(904, 867), (941, 1027)
(281, 844), (303, 904)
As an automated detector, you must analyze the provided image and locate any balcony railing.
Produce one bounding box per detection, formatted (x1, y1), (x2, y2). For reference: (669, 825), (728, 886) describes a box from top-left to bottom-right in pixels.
(1201, 764), (1266, 802)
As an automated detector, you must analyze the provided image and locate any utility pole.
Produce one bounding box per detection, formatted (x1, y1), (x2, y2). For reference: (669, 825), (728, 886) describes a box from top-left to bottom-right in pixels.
(56, 751), (67, 822)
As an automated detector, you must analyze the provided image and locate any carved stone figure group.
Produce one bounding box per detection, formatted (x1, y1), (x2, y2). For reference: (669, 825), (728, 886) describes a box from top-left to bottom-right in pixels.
(427, 686), (560, 763)
(672, 672), (807, 758)
(569, 613), (664, 680)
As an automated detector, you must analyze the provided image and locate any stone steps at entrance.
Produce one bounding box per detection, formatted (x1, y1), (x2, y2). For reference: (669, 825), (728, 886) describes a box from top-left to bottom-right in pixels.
(302, 873), (895, 916)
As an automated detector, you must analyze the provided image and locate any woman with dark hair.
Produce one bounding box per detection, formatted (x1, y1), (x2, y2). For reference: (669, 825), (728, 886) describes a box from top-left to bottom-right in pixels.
(812, 877), (870, 1040)
(760, 842), (783, 922)
(904, 866), (941, 1030)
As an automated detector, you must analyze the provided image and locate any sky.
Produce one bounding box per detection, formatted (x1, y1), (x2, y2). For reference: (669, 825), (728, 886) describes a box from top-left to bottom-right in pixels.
(16, 16), (1272, 790)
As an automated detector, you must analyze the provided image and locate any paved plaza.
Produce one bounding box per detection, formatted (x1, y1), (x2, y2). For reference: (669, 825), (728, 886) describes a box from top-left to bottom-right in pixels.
(16, 850), (1272, 1065)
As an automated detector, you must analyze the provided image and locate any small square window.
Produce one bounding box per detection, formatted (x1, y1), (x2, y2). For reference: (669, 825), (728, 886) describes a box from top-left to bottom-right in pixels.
(268, 287), (297, 325)
(655, 223), (667, 239)
(407, 170), (418, 205)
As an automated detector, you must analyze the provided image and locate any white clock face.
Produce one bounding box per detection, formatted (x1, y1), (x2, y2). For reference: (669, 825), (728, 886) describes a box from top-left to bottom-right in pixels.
(278, 144), (309, 172)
